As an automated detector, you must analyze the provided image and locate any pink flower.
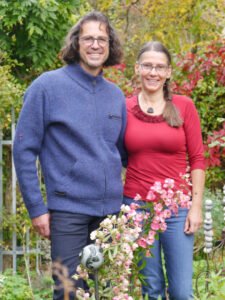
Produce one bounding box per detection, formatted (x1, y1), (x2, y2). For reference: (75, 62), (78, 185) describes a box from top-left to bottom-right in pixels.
(167, 188), (174, 198)
(163, 178), (175, 189)
(148, 230), (156, 238)
(84, 293), (90, 299)
(161, 189), (167, 199)
(131, 242), (139, 250)
(146, 250), (152, 257)
(154, 203), (163, 213)
(151, 181), (162, 192)
(163, 209), (171, 218)
(113, 287), (120, 295)
(147, 235), (155, 245)
(125, 259), (132, 267)
(127, 210), (137, 219)
(143, 212), (150, 219)
(137, 237), (148, 248)
(116, 233), (121, 240)
(130, 203), (140, 210)
(154, 215), (163, 223)
(146, 190), (156, 202)
(160, 222), (167, 231)
(170, 203), (179, 215)
(164, 197), (172, 206)
(186, 201), (192, 209)
(121, 243), (132, 253)
(134, 213), (144, 223)
(151, 221), (160, 231)
(122, 278), (129, 287)
(134, 194), (142, 201)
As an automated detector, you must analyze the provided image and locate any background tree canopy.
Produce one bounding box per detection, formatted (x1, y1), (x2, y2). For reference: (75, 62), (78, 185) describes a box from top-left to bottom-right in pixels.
(89, 0), (225, 72)
(0, 0), (80, 79)
(1, 0), (224, 78)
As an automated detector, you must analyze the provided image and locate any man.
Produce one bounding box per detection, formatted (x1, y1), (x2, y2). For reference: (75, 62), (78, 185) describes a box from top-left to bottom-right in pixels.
(13, 11), (126, 299)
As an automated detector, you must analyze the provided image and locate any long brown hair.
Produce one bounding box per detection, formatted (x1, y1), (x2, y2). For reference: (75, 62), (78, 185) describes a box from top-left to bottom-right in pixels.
(138, 41), (183, 127)
(59, 11), (123, 67)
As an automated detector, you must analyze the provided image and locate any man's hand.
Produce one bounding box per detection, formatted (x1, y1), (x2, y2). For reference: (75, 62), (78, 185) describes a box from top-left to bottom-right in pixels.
(32, 213), (50, 239)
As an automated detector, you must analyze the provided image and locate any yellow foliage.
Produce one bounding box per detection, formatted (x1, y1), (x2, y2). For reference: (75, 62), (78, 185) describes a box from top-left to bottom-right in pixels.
(71, 1), (93, 24)
(88, 0), (225, 66)
(38, 0), (48, 7)
(0, 56), (23, 130)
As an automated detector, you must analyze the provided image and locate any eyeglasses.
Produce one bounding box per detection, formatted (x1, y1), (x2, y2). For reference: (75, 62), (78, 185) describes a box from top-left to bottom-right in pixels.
(139, 63), (168, 74)
(79, 36), (110, 47)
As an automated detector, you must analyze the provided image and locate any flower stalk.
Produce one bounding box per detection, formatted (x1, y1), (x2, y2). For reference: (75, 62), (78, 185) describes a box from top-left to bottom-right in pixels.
(75, 176), (192, 299)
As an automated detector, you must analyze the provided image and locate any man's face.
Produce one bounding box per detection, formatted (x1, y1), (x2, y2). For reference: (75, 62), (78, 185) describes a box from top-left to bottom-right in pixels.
(78, 21), (110, 76)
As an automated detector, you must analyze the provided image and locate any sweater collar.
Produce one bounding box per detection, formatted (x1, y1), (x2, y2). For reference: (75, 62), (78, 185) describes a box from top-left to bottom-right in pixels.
(63, 63), (105, 92)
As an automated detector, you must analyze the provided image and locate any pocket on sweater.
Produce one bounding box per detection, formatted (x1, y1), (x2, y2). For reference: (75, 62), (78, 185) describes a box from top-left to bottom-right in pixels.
(103, 113), (122, 143)
(54, 159), (105, 199)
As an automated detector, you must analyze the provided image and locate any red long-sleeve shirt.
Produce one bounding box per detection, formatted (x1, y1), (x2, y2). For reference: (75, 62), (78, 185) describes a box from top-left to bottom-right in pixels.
(124, 94), (205, 200)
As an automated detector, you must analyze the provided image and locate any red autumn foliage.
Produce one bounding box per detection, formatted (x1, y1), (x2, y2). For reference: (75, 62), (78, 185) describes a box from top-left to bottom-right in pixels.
(173, 39), (225, 187)
(204, 122), (225, 168)
(104, 64), (135, 97)
(173, 39), (225, 96)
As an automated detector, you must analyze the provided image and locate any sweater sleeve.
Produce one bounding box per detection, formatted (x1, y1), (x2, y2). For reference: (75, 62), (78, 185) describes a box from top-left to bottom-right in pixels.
(116, 96), (128, 168)
(13, 79), (50, 219)
(183, 98), (206, 171)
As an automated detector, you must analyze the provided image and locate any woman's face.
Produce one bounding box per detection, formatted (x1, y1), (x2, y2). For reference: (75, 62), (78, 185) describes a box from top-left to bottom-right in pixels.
(135, 50), (171, 94)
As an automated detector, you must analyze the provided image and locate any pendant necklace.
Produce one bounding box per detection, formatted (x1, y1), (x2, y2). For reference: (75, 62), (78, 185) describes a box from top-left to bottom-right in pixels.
(139, 93), (165, 114)
(147, 107), (154, 114)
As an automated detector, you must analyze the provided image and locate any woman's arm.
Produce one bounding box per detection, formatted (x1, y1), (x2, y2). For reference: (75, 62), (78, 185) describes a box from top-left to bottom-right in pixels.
(181, 98), (206, 234)
(184, 169), (205, 234)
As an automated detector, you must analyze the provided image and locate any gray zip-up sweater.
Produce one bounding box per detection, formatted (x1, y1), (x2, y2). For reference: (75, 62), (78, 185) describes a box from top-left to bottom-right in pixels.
(13, 64), (127, 219)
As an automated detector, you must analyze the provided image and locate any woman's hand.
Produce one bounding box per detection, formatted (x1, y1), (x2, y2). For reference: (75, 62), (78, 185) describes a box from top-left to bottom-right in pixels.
(184, 206), (202, 234)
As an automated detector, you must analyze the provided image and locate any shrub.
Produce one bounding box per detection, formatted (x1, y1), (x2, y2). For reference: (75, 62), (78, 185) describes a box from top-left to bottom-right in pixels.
(173, 39), (225, 140)
(0, 52), (23, 131)
(172, 39), (225, 188)
(0, 271), (33, 300)
(204, 122), (225, 189)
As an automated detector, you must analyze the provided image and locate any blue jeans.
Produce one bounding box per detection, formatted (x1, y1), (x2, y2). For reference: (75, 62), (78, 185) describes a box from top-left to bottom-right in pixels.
(50, 211), (105, 300)
(123, 196), (194, 300)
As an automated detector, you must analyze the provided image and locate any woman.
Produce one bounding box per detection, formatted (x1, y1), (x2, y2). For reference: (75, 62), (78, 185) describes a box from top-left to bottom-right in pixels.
(123, 41), (205, 299)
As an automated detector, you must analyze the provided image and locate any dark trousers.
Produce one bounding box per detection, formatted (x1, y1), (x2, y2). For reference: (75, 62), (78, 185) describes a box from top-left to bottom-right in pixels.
(50, 211), (105, 300)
